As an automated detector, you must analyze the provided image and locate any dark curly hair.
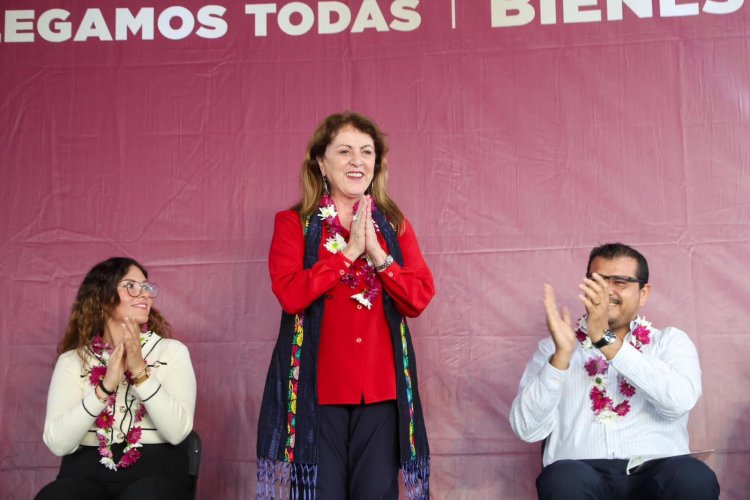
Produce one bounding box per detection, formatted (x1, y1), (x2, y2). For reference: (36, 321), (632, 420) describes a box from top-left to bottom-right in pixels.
(58, 257), (171, 361)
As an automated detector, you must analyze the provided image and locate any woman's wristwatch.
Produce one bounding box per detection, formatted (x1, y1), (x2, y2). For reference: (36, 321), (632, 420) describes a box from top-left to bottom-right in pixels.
(133, 367), (151, 386)
(375, 254), (394, 272)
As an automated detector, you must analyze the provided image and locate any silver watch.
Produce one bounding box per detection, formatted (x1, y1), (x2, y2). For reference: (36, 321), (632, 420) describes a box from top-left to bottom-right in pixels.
(592, 329), (616, 349)
(376, 254), (394, 272)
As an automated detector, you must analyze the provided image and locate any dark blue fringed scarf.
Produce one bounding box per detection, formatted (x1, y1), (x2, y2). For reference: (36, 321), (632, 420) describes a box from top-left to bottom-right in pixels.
(256, 208), (430, 499)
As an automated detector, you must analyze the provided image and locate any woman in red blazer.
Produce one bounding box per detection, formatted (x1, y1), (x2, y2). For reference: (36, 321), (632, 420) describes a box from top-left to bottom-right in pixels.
(257, 112), (434, 500)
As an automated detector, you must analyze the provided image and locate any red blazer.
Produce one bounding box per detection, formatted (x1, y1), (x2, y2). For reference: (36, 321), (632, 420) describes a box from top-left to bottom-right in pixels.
(269, 209), (435, 405)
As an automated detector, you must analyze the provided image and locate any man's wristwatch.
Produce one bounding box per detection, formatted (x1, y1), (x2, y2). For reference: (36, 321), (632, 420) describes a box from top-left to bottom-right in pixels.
(592, 329), (617, 349)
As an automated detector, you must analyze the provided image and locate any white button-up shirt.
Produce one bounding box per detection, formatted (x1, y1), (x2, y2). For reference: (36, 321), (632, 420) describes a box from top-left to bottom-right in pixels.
(509, 320), (702, 467)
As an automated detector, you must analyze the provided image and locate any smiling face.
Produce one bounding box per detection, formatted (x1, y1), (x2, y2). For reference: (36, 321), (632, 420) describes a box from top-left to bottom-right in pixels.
(589, 256), (651, 336)
(317, 125), (376, 202)
(108, 265), (153, 326)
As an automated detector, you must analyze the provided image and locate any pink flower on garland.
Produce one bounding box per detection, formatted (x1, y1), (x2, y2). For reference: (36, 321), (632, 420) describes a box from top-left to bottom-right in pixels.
(119, 448), (141, 469)
(614, 401), (631, 416)
(92, 336), (108, 354)
(89, 332), (150, 471)
(632, 325), (651, 349)
(96, 434), (112, 457)
(89, 365), (107, 385)
(575, 329), (587, 344)
(578, 315), (653, 424)
(96, 409), (115, 430)
(590, 387), (613, 414)
(619, 379), (636, 397)
(341, 272), (358, 288)
(318, 194), (382, 310)
(126, 427), (142, 445)
(584, 356), (608, 376)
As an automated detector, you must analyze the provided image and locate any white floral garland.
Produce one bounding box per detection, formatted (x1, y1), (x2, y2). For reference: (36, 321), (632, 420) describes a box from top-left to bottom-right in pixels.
(575, 315), (652, 425)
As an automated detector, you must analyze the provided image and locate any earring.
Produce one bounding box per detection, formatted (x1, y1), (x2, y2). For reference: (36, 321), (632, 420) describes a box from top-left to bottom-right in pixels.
(322, 175), (330, 195)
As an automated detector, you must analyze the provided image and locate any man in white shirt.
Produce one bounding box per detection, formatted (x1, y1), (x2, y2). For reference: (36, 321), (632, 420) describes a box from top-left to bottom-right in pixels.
(510, 243), (719, 499)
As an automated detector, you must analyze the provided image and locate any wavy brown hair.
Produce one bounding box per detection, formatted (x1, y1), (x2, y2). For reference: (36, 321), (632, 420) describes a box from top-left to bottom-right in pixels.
(58, 257), (171, 362)
(293, 111), (405, 233)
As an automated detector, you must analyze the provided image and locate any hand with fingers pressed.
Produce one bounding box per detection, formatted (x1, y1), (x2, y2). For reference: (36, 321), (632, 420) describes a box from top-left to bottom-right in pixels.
(100, 344), (126, 394)
(342, 196), (367, 263)
(363, 197), (388, 267)
(121, 316), (147, 375)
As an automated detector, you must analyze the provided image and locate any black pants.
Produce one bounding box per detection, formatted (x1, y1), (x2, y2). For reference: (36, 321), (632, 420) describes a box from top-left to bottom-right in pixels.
(316, 401), (400, 500)
(35, 442), (190, 500)
(537, 456), (720, 500)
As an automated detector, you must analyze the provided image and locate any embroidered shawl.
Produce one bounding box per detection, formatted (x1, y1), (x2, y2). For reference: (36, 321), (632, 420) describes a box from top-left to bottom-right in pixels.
(256, 208), (430, 499)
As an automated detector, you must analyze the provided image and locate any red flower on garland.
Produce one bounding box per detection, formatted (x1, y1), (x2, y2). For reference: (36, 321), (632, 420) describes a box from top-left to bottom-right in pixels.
(619, 379), (636, 397)
(89, 365), (107, 385)
(96, 409), (115, 430)
(126, 427), (142, 445)
(632, 325), (651, 349)
(589, 387), (613, 414)
(578, 316), (652, 424)
(318, 194), (382, 309)
(119, 448), (142, 468)
(614, 401), (631, 416)
(584, 357), (608, 376)
(575, 330), (587, 344)
(89, 334), (149, 471)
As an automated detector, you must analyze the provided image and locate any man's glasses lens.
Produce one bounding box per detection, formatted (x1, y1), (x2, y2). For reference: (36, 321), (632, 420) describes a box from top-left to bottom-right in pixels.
(586, 273), (641, 289)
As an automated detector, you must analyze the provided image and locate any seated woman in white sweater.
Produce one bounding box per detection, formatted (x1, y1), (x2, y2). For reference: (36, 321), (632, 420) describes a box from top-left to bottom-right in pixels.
(36, 257), (197, 500)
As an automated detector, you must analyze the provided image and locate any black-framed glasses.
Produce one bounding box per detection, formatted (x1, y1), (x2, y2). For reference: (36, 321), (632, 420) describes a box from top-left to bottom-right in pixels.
(586, 273), (643, 290)
(120, 280), (160, 298)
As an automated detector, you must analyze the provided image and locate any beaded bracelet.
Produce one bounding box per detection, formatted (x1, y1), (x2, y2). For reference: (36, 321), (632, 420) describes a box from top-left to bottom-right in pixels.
(94, 385), (108, 403)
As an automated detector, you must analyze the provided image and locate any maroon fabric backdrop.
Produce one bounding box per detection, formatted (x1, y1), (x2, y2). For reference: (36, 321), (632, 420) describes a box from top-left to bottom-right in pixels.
(1, 1), (748, 498)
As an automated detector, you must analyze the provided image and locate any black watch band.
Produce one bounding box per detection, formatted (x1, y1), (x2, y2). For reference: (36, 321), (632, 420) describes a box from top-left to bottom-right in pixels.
(592, 329), (616, 348)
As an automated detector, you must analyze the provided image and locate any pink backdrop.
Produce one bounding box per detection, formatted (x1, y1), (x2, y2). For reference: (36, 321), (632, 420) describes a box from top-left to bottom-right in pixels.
(1, 1), (748, 498)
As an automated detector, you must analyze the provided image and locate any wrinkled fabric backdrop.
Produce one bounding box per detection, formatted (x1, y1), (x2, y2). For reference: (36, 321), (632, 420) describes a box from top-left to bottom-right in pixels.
(1, 1), (748, 498)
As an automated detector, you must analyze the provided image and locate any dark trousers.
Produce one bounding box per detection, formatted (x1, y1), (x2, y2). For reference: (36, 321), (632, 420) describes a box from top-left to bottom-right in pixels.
(316, 401), (400, 500)
(35, 442), (190, 500)
(537, 456), (720, 500)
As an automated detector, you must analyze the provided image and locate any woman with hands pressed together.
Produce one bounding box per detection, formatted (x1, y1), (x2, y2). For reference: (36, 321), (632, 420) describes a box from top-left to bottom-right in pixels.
(36, 257), (196, 500)
(257, 112), (434, 500)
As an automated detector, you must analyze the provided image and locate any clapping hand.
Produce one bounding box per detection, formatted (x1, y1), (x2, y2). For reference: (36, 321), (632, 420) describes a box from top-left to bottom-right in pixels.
(543, 284), (577, 370)
(578, 273), (609, 341)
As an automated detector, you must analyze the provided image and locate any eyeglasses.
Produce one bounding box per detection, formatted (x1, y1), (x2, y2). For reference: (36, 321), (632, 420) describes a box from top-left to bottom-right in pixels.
(120, 280), (160, 298)
(586, 273), (643, 290)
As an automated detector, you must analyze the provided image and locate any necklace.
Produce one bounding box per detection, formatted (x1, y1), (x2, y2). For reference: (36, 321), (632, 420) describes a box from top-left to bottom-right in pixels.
(575, 315), (652, 425)
(317, 194), (381, 309)
(88, 334), (149, 470)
